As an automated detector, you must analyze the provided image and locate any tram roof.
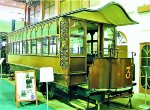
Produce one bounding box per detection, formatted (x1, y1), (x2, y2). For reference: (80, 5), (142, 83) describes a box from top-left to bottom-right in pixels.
(9, 2), (138, 34)
(62, 2), (138, 26)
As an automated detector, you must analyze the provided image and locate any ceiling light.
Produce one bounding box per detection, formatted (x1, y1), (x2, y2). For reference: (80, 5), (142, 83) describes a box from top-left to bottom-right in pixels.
(1, 1), (4, 3)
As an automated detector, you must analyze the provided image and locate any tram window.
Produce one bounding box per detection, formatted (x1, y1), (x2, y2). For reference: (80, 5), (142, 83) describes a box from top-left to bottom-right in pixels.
(37, 39), (42, 55)
(104, 41), (114, 55)
(87, 43), (91, 55)
(70, 20), (84, 35)
(8, 43), (11, 54)
(93, 42), (97, 54)
(27, 40), (31, 54)
(103, 25), (115, 56)
(16, 42), (19, 54)
(9, 43), (13, 54)
(20, 42), (23, 54)
(87, 32), (98, 55)
(57, 37), (60, 54)
(104, 26), (114, 39)
(70, 37), (84, 55)
(70, 20), (84, 55)
(43, 37), (48, 55)
(50, 22), (57, 35)
(87, 33), (91, 40)
(49, 37), (56, 54)
(23, 41), (27, 54)
(14, 42), (17, 54)
(12, 43), (14, 54)
(32, 40), (37, 54)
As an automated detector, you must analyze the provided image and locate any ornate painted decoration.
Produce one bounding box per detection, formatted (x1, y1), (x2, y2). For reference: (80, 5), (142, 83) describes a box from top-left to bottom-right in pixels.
(60, 18), (69, 68)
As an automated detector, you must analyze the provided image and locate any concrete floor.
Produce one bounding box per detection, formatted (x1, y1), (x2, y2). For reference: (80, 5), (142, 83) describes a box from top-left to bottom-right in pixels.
(2, 76), (150, 110)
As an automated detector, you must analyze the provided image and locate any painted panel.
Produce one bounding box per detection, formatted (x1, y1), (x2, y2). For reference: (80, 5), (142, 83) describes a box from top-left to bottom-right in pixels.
(8, 55), (60, 73)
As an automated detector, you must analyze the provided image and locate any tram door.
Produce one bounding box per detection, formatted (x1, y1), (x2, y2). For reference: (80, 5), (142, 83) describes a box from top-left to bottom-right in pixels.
(70, 20), (86, 73)
(87, 23), (98, 74)
(86, 23), (116, 74)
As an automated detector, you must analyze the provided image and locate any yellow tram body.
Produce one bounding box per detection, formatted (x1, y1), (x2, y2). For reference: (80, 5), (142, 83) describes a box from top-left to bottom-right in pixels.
(7, 2), (137, 106)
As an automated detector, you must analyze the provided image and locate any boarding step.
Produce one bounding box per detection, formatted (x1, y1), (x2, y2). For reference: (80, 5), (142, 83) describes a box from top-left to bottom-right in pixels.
(70, 71), (87, 86)
(69, 99), (96, 110)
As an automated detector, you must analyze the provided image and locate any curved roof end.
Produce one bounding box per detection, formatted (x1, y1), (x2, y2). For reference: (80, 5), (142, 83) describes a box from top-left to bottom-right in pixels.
(66, 2), (138, 26)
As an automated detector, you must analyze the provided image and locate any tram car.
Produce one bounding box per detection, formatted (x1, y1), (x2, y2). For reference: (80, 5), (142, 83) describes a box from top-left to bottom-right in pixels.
(7, 2), (137, 108)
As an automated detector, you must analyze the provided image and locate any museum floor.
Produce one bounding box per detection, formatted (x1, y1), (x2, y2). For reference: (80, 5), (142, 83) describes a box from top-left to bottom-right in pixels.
(0, 77), (149, 110)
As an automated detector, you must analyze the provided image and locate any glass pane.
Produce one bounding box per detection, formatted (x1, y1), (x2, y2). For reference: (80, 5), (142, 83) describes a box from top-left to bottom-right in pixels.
(11, 43), (14, 54)
(87, 43), (91, 54)
(87, 33), (91, 40)
(104, 41), (114, 56)
(104, 26), (114, 39)
(16, 42), (20, 54)
(93, 32), (97, 40)
(49, 37), (56, 54)
(93, 42), (97, 55)
(141, 58), (147, 66)
(23, 41), (27, 54)
(70, 20), (84, 35)
(148, 58), (150, 66)
(43, 38), (48, 55)
(9, 43), (13, 54)
(70, 37), (84, 54)
(20, 42), (22, 54)
(104, 40), (113, 49)
(27, 40), (31, 54)
(148, 46), (150, 56)
(37, 39), (42, 55)
(57, 37), (60, 54)
(32, 40), (36, 54)
(14, 42), (17, 54)
(142, 48), (147, 57)
(103, 25), (115, 57)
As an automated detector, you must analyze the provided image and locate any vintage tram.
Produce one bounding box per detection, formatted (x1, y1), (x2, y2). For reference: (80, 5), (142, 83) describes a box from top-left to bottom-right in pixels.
(7, 2), (137, 109)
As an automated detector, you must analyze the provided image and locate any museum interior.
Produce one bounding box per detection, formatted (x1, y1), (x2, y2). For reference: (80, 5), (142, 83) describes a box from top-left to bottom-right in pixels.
(1, 0), (150, 110)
